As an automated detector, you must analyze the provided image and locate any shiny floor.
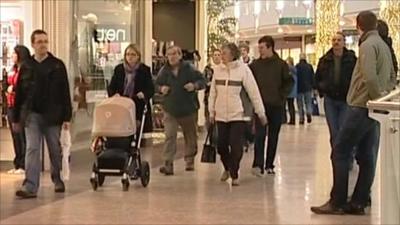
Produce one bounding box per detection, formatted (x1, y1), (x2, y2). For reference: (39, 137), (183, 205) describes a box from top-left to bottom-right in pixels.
(0, 117), (380, 224)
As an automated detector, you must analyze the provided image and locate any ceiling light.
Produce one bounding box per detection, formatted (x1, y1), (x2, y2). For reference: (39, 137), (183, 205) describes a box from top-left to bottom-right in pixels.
(278, 27), (284, 33)
(123, 6), (131, 11)
(307, 29), (313, 33)
(339, 20), (346, 26)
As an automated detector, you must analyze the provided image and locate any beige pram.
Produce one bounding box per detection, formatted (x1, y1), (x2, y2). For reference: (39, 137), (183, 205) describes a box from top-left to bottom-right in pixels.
(90, 95), (150, 191)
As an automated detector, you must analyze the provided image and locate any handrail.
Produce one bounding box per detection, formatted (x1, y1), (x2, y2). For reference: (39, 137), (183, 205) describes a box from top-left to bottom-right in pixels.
(367, 89), (400, 111)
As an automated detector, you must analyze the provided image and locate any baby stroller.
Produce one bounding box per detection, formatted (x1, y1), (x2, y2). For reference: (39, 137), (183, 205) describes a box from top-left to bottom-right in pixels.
(90, 95), (150, 191)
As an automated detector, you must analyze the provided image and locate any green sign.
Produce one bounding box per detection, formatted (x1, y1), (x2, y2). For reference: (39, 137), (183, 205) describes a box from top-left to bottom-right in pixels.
(279, 17), (314, 25)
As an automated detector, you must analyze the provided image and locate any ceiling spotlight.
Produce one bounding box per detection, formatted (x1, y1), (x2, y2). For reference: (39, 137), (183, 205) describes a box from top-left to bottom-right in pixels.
(124, 6), (131, 11)
(278, 27), (284, 33)
(307, 29), (313, 33)
(339, 20), (346, 26)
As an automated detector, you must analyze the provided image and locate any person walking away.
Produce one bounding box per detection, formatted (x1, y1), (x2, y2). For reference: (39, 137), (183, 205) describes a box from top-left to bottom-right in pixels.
(285, 57), (297, 125)
(208, 43), (266, 186)
(249, 36), (294, 176)
(156, 45), (206, 175)
(296, 53), (315, 124)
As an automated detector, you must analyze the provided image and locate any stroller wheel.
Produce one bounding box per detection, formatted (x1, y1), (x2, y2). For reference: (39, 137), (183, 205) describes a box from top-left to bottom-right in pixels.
(98, 174), (105, 187)
(140, 161), (150, 187)
(122, 179), (130, 191)
(90, 178), (98, 191)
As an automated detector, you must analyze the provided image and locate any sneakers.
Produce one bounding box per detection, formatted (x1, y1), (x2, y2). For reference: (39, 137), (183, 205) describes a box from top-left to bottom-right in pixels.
(14, 169), (25, 174)
(16, 187), (37, 199)
(7, 168), (25, 174)
(55, 181), (66, 193)
(231, 179), (240, 186)
(7, 169), (16, 174)
(266, 168), (275, 175)
(159, 161), (174, 176)
(251, 167), (263, 177)
(220, 171), (230, 182)
(311, 201), (345, 215)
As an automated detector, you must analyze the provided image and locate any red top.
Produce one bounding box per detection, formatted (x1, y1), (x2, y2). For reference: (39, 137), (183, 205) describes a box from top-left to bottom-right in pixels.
(6, 67), (20, 108)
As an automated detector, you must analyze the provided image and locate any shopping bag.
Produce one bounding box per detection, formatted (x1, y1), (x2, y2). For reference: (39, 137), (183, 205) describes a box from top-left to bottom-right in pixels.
(312, 96), (320, 116)
(60, 128), (71, 180)
(201, 125), (217, 163)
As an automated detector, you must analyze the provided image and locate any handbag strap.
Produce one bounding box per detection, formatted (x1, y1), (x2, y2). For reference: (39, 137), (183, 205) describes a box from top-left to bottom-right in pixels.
(204, 124), (214, 145)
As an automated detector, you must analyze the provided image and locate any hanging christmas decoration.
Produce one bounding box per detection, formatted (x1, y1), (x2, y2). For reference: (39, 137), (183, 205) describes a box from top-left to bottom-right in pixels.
(380, 0), (400, 67)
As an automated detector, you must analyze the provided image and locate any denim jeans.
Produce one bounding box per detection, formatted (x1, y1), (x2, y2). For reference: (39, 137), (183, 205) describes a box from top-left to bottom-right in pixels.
(296, 91), (312, 122)
(23, 113), (63, 193)
(330, 106), (380, 207)
(253, 105), (283, 172)
(323, 97), (348, 148)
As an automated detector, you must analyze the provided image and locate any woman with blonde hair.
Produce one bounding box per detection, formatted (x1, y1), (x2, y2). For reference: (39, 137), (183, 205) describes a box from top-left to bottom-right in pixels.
(108, 44), (154, 129)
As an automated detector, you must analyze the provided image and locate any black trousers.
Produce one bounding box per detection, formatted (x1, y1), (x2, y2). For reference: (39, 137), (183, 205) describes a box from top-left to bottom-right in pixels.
(7, 108), (26, 170)
(216, 121), (245, 179)
(253, 105), (283, 171)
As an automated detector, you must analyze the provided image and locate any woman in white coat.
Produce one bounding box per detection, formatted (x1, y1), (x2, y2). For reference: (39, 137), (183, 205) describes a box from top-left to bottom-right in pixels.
(208, 43), (267, 186)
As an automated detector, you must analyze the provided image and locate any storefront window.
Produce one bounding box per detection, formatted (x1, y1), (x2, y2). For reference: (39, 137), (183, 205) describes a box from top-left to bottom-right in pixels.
(71, 0), (140, 120)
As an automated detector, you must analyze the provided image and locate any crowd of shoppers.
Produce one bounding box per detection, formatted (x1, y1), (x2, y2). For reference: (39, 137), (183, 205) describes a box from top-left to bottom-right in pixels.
(5, 12), (398, 219)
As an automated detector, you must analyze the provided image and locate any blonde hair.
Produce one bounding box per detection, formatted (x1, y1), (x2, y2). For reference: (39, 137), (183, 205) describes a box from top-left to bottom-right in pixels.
(286, 57), (294, 66)
(124, 44), (141, 64)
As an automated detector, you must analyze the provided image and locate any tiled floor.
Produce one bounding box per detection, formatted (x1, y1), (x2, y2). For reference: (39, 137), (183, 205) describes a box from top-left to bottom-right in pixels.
(0, 117), (380, 224)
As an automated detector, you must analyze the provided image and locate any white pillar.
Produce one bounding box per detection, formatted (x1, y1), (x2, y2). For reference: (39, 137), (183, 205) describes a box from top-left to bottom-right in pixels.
(196, 0), (207, 128)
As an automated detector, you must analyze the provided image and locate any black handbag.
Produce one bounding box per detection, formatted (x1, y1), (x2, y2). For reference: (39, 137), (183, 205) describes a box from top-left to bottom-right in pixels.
(201, 125), (217, 163)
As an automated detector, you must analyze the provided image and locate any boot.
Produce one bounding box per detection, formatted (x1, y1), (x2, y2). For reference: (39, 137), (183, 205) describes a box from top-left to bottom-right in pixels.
(185, 160), (195, 171)
(159, 161), (174, 175)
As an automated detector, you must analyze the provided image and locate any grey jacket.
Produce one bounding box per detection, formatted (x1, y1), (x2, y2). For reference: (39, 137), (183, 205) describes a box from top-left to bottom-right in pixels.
(347, 30), (396, 108)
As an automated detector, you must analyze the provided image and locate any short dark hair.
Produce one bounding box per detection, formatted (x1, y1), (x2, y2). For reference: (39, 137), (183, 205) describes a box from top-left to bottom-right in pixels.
(258, 35), (275, 49)
(31, 29), (47, 43)
(222, 43), (241, 61)
(356, 11), (377, 32)
(336, 31), (346, 39)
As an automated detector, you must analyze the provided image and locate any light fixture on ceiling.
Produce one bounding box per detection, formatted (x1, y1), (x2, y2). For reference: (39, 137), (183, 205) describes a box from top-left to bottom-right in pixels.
(234, 1), (240, 19)
(339, 20), (345, 26)
(276, 0), (285, 18)
(295, 0), (299, 7)
(340, 0), (345, 16)
(307, 29), (313, 33)
(278, 27), (284, 33)
(124, 5), (131, 11)
(254, 0), (261, 16)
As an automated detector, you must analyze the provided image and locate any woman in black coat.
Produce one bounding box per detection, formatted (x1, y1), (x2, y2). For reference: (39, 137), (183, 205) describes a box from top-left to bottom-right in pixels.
(108, 44), (155, 133)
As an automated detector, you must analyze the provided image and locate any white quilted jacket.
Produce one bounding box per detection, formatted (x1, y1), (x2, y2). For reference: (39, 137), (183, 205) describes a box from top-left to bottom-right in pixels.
(208, 60), (265, 122)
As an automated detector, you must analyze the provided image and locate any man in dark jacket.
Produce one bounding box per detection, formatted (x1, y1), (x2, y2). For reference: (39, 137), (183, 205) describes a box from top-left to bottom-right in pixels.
(249, 36), (293, 176)
(14, 30), (72, 198)
(315, 32), (357, 149)
(295, 53), (315, 124)
(156, 45), (206, 175)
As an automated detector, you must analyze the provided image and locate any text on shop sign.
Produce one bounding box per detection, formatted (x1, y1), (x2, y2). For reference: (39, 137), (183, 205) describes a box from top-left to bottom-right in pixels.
(279, 17), (313, 25)
(96, 25), (129, 42)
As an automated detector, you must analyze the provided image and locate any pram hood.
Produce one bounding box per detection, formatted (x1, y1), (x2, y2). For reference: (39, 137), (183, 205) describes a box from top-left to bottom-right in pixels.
(92, 96), (136, 137)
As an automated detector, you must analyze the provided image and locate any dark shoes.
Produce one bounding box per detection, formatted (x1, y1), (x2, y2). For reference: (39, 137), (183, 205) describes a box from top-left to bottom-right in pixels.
(55, 181), (66, 193)
(185, 161), (195, 171)
(159, 161), (174, 175)
(16, 187), (37, 199)
(310, 201), (345, 215)
(344, 203), (366, 215)
(266, 168), (275, 175)
(307, 115), (312, 123)
(287, 121), (295, 125)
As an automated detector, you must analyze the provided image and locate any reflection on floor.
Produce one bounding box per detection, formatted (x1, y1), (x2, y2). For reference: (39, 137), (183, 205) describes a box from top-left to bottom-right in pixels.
(0, 117), (380, 224)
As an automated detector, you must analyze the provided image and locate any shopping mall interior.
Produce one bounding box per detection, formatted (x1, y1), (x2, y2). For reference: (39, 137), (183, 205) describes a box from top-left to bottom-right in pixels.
(0, 0), (399, 224)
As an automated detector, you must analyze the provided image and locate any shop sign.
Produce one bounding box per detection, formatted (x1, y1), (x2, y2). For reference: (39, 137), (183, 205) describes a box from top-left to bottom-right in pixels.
(279, 17), (313, 26)
(96, 25), (129, 42)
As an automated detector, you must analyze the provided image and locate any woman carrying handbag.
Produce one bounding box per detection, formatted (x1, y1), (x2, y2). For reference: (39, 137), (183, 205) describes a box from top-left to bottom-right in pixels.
(208, 43), (267, 186)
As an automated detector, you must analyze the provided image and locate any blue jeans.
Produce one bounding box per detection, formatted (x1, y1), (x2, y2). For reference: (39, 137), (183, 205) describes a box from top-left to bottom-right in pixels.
(296, 91), (312, 122)
(330, 106), (380, 207)
(324, 97), (348, 148)
(23, 113), (63, 193)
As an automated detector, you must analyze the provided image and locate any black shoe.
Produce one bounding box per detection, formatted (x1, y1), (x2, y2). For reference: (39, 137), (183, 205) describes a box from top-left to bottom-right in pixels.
(288, 121), (295, 125)
(310, 201), (345, 215)
(55, 181), (65, 193)
(344, 203), (366, 215)
(367, 197), (372, 207)
(16, 188), (37, 199)
(307, 115), (312, 123)
(299, 121), (305, 125)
